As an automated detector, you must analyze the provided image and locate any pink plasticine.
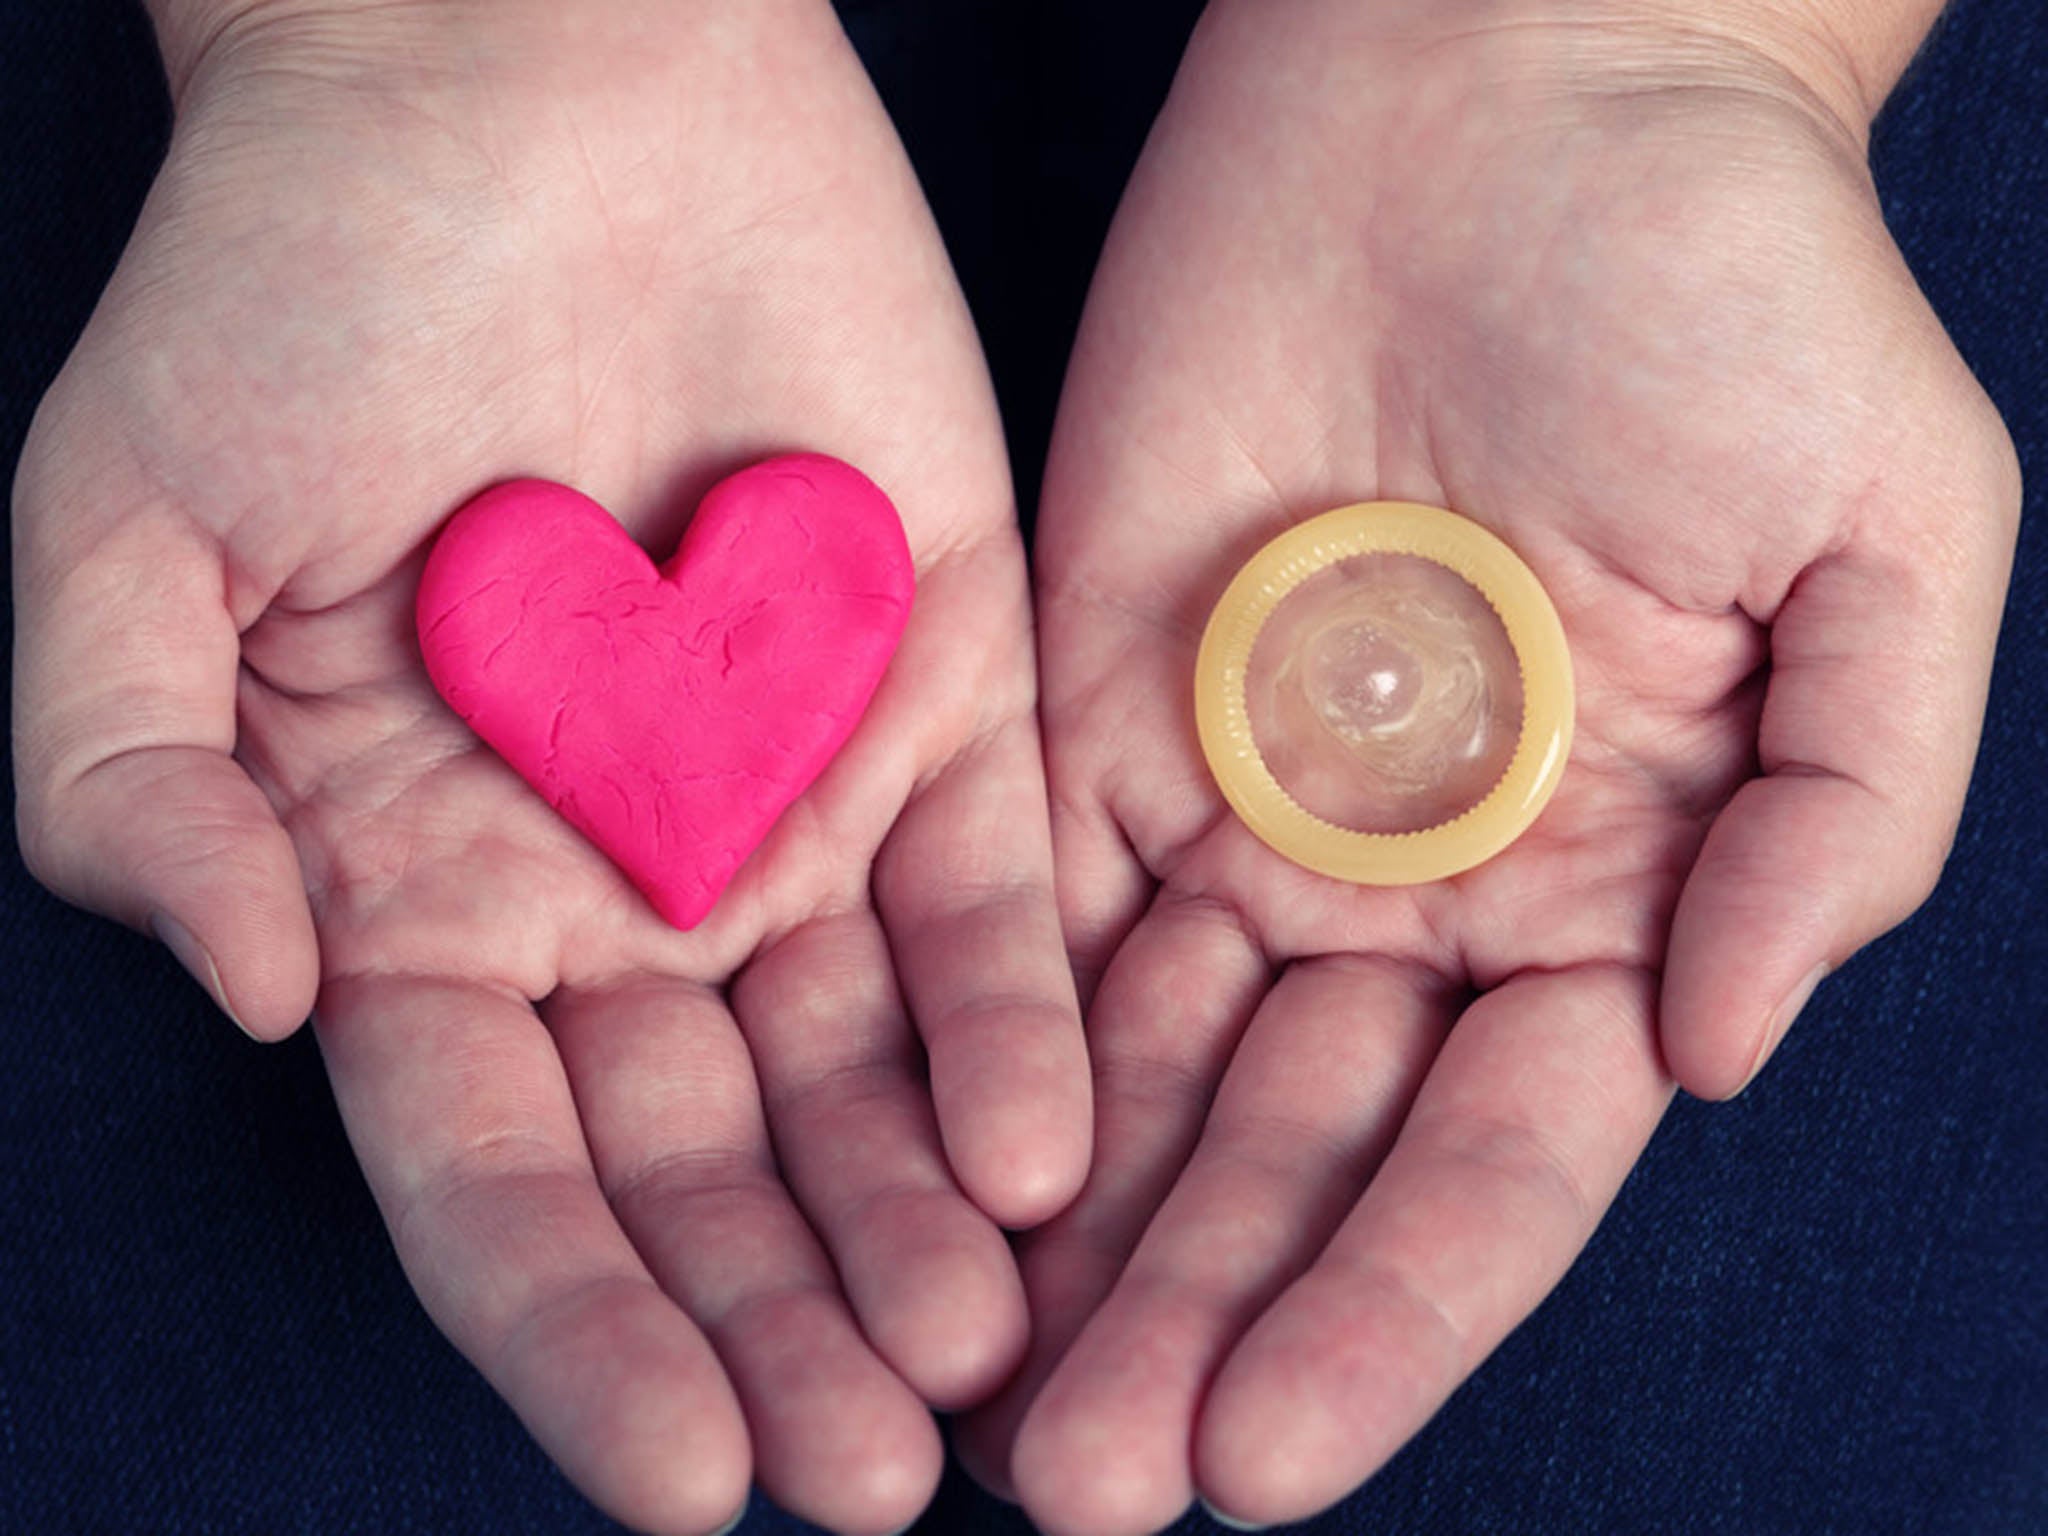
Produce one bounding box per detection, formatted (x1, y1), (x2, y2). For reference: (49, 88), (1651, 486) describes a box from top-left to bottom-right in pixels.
(416, 454), (915, 929)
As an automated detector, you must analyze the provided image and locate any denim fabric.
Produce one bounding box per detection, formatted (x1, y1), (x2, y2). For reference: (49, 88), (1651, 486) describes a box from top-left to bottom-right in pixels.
(2, 2), (2043, 1533)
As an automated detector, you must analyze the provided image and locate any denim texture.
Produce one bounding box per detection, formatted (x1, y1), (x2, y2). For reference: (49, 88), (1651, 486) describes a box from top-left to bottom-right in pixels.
(2, 2), (2043, 1532)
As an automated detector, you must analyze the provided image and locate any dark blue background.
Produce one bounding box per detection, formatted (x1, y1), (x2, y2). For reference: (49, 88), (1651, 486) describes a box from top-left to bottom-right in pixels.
(3, 2), (2043, 1532)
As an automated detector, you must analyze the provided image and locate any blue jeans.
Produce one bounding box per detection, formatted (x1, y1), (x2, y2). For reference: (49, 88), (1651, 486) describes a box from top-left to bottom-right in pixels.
(2, 2), (2043, 1532)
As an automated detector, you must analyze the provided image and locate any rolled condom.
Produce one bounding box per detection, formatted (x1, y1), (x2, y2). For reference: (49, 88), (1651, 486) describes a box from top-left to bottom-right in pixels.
(1194, 502), (1573, 884)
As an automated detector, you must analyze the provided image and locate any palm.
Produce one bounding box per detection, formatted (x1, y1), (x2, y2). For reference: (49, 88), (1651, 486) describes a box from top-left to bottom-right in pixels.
(15, 10), (1085, 1533)
(967, 13), (2015, 1534)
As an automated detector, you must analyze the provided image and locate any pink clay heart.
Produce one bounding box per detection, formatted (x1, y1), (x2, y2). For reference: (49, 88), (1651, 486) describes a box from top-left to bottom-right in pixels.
(416, 453), (914, 929)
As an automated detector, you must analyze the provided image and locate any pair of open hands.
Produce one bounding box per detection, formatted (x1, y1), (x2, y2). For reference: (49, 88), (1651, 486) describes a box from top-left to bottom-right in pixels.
(11, 1), (2019, 1532)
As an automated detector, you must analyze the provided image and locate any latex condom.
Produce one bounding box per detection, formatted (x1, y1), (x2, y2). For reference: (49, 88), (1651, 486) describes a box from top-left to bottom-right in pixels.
(1194, 502), (1573, 884)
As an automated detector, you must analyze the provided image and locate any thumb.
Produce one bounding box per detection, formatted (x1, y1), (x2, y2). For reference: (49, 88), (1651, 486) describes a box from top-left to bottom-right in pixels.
(1661, 419), (2020, 1099)
(12, 493), (318, 1040)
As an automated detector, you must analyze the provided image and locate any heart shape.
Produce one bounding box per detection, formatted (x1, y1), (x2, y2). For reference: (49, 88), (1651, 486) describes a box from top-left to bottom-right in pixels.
(416, 454), (914, 929)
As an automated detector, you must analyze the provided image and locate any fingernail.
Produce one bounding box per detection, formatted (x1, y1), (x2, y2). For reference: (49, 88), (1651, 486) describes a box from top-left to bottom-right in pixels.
(149, 911), (252, 1039)
(1201, 1500), (1272, 1532)
(1740, 963), (1828, 1093)
(706, 1504), (748, 1536)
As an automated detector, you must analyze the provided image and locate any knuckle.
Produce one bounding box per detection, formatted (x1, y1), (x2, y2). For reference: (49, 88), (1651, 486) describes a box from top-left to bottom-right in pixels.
(1966, 392), (2023, 486)
(1892, 838), (1950, 923)
(12, 784), (73, 896)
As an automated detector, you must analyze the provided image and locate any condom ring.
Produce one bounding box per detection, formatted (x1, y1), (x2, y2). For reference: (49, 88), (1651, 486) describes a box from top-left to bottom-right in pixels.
(1193, 501), (1573, 884)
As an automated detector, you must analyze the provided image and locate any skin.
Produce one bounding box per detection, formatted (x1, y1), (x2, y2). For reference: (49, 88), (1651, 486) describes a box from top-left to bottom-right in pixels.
(957, 1), (2020, 1531)
(10, 2), (1090, 1532)
(13, 0), (2019, 1531)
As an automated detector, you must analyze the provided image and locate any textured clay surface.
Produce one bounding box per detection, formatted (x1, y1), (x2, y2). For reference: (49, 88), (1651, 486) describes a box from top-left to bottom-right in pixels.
(416, 454), (914, 929)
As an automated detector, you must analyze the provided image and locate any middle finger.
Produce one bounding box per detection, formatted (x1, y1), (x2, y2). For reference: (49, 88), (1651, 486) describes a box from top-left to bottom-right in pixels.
(1009, 954), (1456, 1536)
(546, 974), (941, 1536)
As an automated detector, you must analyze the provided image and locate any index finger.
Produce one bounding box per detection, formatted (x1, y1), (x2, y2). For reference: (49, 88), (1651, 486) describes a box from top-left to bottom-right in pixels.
(872, 550), (1092, 1229)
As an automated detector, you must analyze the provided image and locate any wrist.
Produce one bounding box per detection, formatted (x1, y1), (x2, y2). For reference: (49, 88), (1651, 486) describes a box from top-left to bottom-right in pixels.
(142, 0), (839, 111)
(1582, 0), (1946, 127)
(140, 0), (438, 104)
(1199, 0), (1942, 140)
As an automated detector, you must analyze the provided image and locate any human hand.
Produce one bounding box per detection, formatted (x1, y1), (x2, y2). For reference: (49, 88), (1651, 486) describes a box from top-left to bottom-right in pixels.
(960, 1), (2019, 1529)
(10, 2), (1087, 1530)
